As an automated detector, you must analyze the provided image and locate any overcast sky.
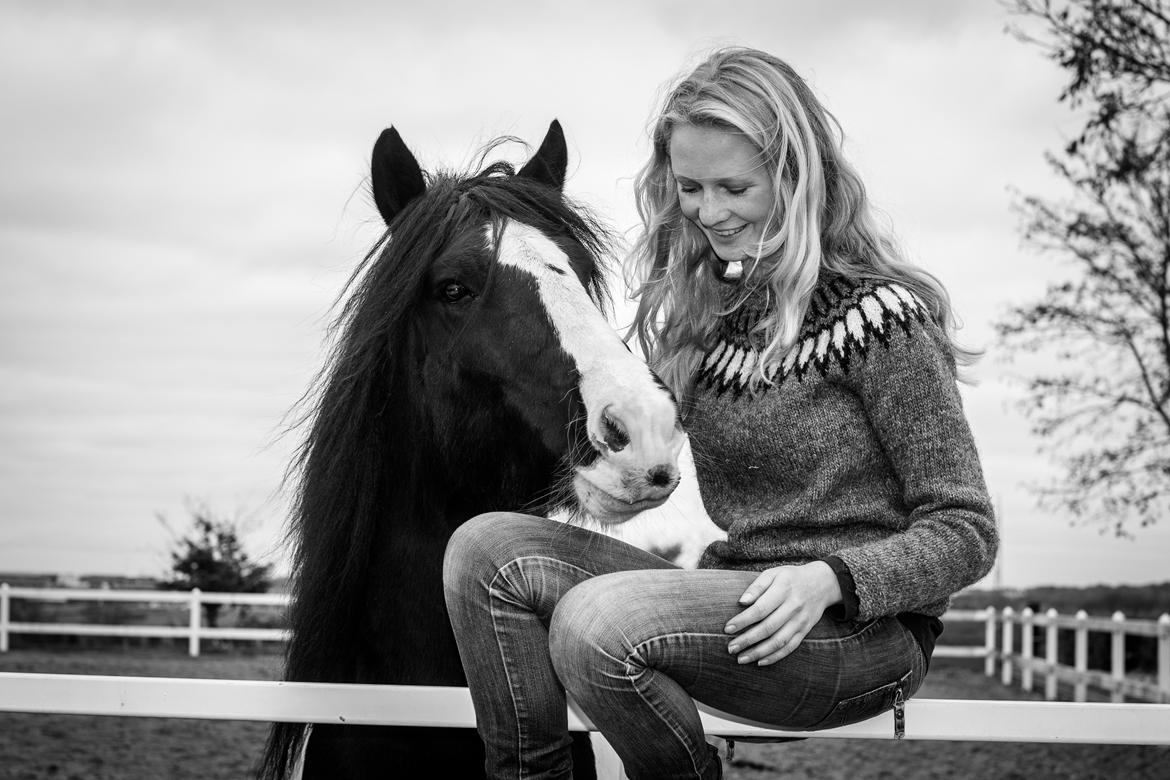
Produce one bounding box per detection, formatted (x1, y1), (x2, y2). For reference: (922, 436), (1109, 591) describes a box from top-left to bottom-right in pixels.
(2, 0), (1168, 589)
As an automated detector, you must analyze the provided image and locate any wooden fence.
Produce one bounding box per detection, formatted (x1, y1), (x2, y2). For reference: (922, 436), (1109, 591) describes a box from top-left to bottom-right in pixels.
(991, 605), (1170, 704)
(3, 586), (1170, 703)
(2, 584), (1170, 779)
(0, 584), (287, 656)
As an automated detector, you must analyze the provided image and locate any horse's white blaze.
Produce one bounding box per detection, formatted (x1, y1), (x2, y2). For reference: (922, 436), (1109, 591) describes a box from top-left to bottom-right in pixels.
(493, 220), (683, 521)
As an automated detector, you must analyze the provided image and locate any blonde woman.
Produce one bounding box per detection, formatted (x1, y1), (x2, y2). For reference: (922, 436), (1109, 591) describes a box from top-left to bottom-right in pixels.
(444, 47), (997, 779)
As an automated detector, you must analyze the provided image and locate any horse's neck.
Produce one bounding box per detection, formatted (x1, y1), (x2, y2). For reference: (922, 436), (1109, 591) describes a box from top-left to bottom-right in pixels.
(337, 400), (561, 685)
(345, 503), (467, 686)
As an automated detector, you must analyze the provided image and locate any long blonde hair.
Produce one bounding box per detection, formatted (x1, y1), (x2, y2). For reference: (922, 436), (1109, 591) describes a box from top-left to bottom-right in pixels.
(627, 46), (976, 398)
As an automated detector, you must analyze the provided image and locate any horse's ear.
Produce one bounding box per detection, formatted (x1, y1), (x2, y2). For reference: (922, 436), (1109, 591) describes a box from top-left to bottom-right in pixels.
(517, 120), (568, 191)
(371, 127), (426, 226)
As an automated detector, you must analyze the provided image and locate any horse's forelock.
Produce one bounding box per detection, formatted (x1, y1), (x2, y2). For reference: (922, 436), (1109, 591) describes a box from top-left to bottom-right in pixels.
(468, 174), (613, 308)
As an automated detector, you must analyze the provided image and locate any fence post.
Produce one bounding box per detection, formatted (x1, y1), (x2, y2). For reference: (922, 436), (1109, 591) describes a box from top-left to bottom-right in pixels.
(1110, 611), (1125, 703)
(1020, 607), (1034, 692)
(1158, 613), (1170, 703)
(1074, 609), (1088, 703)
(0, 583), (9, 653)
(1045, 608), (1059, 701)
(984, 606), (996, 678)
(1000, 607), (1014, 686)
(189, 588), (201, 658)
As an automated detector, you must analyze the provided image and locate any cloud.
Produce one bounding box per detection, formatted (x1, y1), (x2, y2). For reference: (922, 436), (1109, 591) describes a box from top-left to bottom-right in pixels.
(1, 0), (1165, 584)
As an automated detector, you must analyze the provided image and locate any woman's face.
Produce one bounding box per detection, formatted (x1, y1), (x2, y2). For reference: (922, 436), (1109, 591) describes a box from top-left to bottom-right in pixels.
(668, 123), (778, 264)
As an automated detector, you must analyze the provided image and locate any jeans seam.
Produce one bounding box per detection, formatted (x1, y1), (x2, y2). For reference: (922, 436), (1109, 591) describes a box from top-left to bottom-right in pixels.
(625, 631), (727, 778)
(800, 617), (882, 645)
(488, 556), (595, 780)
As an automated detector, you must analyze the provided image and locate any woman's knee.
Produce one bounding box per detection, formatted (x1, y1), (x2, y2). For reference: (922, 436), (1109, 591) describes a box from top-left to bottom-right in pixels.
(443, 512), (507, 596)
(549, 575), (637, 684)
(442, 512), (554, 594)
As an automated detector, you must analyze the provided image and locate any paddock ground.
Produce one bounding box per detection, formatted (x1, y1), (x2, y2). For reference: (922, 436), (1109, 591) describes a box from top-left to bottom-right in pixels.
(0, 650), (1165, 779)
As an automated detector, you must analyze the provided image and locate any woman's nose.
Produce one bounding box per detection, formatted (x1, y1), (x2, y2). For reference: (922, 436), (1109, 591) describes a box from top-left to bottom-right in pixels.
(698, 193), (729, 226)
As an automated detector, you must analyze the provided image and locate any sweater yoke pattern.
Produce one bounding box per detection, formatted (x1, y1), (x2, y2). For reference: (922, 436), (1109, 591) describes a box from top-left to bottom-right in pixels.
(687, 273), (998, 620)
(695, 277), (929, 397)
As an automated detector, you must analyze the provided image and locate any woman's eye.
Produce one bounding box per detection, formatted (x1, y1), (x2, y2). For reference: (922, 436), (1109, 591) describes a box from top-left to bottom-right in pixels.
(726, 188), (747, 196)
(438, 281), (475, 303)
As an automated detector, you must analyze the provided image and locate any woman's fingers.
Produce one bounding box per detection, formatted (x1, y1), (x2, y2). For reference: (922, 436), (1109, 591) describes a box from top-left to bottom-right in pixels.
(730, 613), (811, 664)
(756, 636), (801, 666)
(727, 602), (796, 653)
(725, 570), (784, 633)
(725, 565), (827, 664)
(735, 569), (775, 606)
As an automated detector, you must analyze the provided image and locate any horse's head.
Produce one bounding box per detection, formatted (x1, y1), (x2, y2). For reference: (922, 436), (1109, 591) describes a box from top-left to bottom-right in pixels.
(366, 121), (684, 523)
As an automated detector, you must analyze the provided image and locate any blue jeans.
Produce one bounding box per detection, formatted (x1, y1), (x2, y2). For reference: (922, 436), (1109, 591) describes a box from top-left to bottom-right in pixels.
(442, 513), (925, 780)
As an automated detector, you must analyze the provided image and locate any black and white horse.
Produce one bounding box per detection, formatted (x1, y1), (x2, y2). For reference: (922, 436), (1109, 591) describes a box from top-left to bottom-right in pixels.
(258, 121), (685, 779)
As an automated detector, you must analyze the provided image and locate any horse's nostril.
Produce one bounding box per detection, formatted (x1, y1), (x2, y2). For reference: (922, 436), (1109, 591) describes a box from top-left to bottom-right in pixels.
(647, 465), (675, 489)
(602, 412), (630, 453)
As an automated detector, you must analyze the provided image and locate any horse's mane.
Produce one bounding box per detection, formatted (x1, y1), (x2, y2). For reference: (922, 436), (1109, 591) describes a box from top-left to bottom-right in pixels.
(279, 158), (615, 690)
(258, 139), (623, 778)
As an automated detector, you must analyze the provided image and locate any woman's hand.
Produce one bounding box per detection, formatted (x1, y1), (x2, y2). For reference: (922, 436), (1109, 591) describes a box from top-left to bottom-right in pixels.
(724, 561), (843, 666)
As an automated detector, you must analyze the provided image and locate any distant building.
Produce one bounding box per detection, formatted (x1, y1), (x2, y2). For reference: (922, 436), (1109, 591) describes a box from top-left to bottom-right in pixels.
(78, 575), (160, 590)
(0, 572), (59, 588)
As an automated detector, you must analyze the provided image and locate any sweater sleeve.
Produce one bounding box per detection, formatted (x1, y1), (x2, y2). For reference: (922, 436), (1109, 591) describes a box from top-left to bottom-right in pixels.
(834, 298), (998, 619)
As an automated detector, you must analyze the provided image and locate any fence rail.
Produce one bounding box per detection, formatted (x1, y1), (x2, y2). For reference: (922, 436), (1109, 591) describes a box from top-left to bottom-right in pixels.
(2, 672), (1169, 746)
(3, 585), (1170, 780)
(2, 585), (1169, 703)
(0, 584), (286, 656)
(990, 605), (1170, 704)
(0, 586), (990, 659)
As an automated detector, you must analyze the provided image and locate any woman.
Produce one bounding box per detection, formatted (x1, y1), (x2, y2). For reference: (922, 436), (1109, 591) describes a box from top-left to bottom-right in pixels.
(443, 46), (997, 780)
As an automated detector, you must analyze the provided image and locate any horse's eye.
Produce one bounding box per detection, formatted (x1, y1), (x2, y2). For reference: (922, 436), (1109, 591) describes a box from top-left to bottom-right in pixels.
(437, 280), (475, 303)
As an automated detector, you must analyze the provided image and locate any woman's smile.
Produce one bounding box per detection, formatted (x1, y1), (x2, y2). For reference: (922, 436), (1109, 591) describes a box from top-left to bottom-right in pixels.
(711, 225), (746, 239)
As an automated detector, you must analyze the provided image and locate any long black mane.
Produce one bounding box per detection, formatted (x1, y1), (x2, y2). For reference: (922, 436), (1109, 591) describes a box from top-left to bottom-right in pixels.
(287, 160), (611, 675)
(260, 155), (613, 778)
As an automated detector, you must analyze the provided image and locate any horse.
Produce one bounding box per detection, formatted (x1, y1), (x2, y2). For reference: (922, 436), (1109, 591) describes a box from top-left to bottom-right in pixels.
(258, 121), (686, 779)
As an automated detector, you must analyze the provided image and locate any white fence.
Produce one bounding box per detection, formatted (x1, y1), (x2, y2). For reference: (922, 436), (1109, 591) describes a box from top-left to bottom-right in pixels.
(0, 584), (286, 656)
(990, 605), (1170, 704)
(1, 584), (1169, 778)
(2, 672), (1169, 745)
(3, 586), (1170, 704)
(1, 586), (987, 659)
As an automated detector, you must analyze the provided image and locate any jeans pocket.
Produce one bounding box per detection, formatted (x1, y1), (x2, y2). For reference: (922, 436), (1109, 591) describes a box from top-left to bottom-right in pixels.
(806, 669), (913, 731)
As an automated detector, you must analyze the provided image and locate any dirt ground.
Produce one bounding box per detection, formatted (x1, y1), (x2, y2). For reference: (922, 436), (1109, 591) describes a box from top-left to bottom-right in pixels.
(0, 649), (280, 780)
(0, 650), (1165, 779)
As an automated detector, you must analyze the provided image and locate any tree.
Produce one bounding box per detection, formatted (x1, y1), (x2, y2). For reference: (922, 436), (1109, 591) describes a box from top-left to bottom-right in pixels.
(997, 0), (1170, 535)
(159, 500), (272, 627)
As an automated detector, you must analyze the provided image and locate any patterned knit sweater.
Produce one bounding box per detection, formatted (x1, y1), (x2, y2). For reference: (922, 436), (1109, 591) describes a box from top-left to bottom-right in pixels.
(687, 273), (998, 620)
